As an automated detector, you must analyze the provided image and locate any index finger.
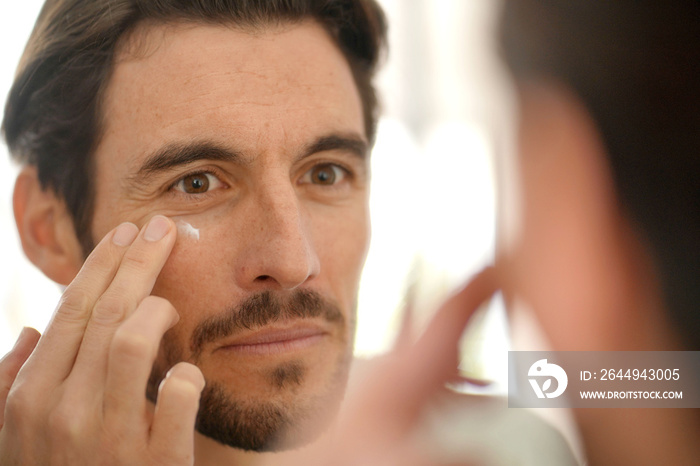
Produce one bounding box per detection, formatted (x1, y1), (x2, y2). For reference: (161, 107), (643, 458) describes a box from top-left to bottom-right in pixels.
(18, 222), (140, 384)
(391, 267), (498, 417)
(336, 268), (498, 445)
(409, 266), (498, 383)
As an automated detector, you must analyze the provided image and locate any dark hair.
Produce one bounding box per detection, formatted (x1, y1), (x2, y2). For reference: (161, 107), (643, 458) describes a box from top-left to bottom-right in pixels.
(500, 1), (700, 349)
(2, 0), (386, 253)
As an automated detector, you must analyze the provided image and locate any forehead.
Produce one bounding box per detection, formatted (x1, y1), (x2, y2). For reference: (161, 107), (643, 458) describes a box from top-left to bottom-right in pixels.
(97, 20), (364, 168)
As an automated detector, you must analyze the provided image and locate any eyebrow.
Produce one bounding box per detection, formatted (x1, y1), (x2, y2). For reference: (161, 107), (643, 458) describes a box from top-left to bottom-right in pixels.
(133, 142), (243, 181)
(300, 134), (368, 162)
(131, 133), (368, 181)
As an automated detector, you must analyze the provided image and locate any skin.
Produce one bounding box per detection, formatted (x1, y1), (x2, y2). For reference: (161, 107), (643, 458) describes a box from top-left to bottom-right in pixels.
(0, 22), (498, 459)
(5, 10), (696, 466)
(92, 21), (369, 453)
(1, 218), (205, 464)
(2, 20), (370, 465)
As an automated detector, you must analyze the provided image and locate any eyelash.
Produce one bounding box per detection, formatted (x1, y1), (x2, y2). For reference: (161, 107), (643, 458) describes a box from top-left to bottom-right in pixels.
(165, 160), (354, 196)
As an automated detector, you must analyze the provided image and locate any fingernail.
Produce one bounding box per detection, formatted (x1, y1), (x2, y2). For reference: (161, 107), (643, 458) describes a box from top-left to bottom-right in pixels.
(170, 310), (181, 327)
(112, 222), (139, 246)
(165, 364), (206, 392)
(144, 216), (171, 242)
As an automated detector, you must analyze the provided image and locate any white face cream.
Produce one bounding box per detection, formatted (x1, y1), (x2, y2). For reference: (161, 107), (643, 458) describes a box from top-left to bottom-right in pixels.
(176, 220), (200, 241)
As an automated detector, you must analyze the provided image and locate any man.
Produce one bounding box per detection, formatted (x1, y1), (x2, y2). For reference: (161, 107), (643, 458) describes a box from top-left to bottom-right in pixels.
(249, 1), (700, 465)
(0, 0), (386, 463)
(7, 0), (698, 464)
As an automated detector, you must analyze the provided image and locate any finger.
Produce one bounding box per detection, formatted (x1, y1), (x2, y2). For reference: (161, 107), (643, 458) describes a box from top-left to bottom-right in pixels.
(408, 266), (498, 386)
(102, 296), (179, 434)
(150, 362), (204, 463)
(70, 216), (176, 382)
(17, 222), (138, 383)
(342, 268), (498, 437)
(0, 328), (41, 427)
(394, 289), (416, 351)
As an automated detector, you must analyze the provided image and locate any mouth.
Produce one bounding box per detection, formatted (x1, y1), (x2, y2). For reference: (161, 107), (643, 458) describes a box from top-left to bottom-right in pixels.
(215, 322), (329, 356)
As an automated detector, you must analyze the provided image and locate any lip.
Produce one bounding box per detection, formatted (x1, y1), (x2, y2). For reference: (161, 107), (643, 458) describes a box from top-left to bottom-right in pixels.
(215, 322), (329, 356)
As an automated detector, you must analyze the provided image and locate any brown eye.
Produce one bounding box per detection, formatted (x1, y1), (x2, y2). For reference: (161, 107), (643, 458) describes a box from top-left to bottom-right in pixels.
(181, 173), (210, 193)
(310, 164), (339, 185)
(173, 172), (224, 195)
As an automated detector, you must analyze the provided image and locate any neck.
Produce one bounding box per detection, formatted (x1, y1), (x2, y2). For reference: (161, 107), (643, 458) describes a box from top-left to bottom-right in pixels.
(194, 433), (259, 466)
(193, 426), (334, 465)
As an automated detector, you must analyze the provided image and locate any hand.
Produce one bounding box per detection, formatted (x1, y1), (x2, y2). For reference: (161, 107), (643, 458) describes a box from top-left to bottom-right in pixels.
(0, 327), (41, 430)
(274, 268), (497, 466)
(0, 216), (205, 465)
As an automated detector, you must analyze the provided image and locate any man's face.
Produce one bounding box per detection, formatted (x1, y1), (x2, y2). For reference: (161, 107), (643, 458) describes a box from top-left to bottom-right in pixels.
(88, 21), (369, 450)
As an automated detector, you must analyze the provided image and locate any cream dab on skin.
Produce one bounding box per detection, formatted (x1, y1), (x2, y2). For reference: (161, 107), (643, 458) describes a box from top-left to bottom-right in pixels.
(176, 220), (200, 240)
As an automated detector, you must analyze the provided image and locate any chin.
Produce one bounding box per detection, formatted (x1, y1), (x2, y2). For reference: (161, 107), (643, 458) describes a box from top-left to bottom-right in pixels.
(195, 365), (348, 452)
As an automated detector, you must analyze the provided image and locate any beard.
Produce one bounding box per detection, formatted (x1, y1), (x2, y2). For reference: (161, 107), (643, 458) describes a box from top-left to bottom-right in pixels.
(146, 289), (353, 452)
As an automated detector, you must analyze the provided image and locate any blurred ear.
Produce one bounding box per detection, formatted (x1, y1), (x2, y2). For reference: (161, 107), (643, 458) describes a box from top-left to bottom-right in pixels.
(13, 167), (84, 286)
(502, 81), (668, 350)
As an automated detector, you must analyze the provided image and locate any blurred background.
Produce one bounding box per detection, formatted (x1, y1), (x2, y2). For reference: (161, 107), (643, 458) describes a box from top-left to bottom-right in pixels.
(0, 0), (508, 391)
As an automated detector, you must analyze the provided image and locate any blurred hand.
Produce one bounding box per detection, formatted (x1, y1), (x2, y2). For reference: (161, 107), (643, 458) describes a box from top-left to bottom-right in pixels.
(272, 267), (497, 466)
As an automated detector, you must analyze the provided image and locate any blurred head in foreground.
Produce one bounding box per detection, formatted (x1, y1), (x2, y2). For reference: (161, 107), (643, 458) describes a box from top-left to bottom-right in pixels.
(498, 1), (699, 464)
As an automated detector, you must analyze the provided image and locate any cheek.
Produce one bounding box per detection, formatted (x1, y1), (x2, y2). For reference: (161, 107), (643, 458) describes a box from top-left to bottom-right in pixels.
(313, 206), (370, 299)
(151, 218), (233, 337)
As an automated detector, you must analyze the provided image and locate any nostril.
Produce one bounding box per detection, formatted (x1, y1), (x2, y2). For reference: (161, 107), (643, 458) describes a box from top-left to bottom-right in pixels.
(255, 275), (272, 282)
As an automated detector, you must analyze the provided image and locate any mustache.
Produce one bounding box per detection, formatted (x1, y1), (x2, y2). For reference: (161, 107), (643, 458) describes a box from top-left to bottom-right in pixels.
(190, 289), (344, 357)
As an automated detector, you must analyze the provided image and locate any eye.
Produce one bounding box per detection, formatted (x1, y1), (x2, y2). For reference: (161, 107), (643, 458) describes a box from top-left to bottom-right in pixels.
(303, 164), (347, 186)
(172, 172), (223, 194)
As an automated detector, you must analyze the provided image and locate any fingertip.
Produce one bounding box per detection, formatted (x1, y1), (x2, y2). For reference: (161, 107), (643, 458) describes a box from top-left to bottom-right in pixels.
(150, 362), (201, 461)
(12, 327), (41, 353)
(1, 328), (41, 377)
(407, 266), (500, 383)
(440, 266), (499, 320)
(144, 215), (175, 243)
(140, 295), (180, 329)
(165, 362), (205, 393)
(112, 222), (139, 247)
(24, 326), (42, 339)
(169, 308), (181, 329)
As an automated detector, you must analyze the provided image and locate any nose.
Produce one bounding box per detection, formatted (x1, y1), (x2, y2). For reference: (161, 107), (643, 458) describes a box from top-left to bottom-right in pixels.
(234, 181), (320, 291)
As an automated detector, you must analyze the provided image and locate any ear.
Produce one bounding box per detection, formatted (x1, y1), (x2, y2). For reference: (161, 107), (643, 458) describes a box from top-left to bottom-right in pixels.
(500, 81), (672, 351)
(13, 167), (84, 286)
